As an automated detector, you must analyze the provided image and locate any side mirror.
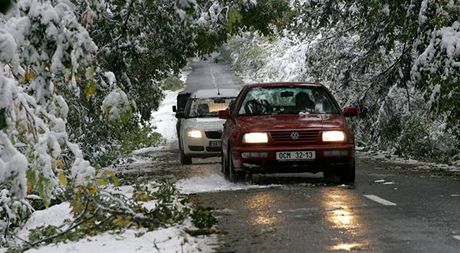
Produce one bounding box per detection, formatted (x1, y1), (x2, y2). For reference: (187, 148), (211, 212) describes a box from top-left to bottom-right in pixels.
(343, 106), (358, 117)
(218, 109), (230, 119)
(172, 105), (177, 112)
(175, 111), (185, 119)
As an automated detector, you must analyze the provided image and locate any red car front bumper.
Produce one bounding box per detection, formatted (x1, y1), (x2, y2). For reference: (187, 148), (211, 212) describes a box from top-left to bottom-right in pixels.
(231, 144), (355, 174)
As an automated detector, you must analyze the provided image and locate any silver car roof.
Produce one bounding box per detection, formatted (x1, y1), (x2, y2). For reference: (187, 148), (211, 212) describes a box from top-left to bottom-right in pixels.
(191, 88), (240, 98)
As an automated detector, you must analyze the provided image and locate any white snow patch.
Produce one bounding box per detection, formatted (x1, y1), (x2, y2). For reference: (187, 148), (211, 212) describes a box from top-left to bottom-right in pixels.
(103, 71), (116, 86)
(358, 151), (460, 173)
(176, 174), (277, 194)
(17, 202), (72, 240)
(13, 187), (217, 253)
(101, 89), (131, 122)
(150, 90), (180, 143)
(25, 226), (216, 253)
(131, 146), (169, 155)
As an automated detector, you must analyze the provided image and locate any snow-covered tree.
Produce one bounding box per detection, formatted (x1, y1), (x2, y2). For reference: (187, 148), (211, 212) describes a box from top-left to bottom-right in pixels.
(0, 0), (305, 244)
(223, 0), (460, 160)
(0, 0), (100, 241)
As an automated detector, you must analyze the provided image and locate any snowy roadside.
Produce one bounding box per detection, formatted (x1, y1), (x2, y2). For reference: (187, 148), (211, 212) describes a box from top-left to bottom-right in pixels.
(357, 148), (460, 173)
(150, 90), (182, 145)
(19, 59), (457, 253)
(12, 194), (217, 253)
(30, 58), (449, 253)
(3, 192), (217, 253)
(1, 71), (220, 253)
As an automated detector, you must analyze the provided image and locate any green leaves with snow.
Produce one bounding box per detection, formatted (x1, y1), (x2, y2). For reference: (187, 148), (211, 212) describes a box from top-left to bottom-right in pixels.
(226, 9), (243, 34)
(101, 89), (134, 126)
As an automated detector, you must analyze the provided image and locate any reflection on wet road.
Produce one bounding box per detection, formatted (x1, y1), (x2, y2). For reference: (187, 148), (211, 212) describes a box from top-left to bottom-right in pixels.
(167, 60), (460, 252)
(186, 156), (460, 253)
(321, 189), (369, 251)
(246, 192), (283, 226)
(185, 159), (371, 252)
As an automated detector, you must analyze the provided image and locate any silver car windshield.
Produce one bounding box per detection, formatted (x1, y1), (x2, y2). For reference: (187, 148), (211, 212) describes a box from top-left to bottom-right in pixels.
(188, 97), (235, 118)
(238, 86), (340, 115)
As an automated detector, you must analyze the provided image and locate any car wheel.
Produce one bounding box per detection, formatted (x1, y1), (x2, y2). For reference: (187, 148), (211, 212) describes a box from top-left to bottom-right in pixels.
(228, 151), (244, 183)
(338, 159), (355, 184)
(179, 138), (192, 165)
(221, 151), (227, 174)
(180, 151), (192, 165)
(323, 170), (337, 180)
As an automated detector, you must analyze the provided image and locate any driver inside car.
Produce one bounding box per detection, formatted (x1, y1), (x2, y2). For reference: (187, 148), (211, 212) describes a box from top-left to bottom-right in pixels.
(244, 99), (271, 114)
(295, 92), (315, 112)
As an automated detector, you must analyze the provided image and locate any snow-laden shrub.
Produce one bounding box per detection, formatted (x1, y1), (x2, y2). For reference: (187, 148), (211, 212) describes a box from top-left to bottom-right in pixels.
(6, 178), (216, 252)
(101, 89), (134, 126)
(0, 133), (27, 200)
(413, 19), (460, 137)
(0, 0), (97, 241)
(225, 32), (312, 83)
(0, 133), (30, 243)
(224, 33), (269, 77)
(380, 115), (459, 163)
(161, 76), (185, 91)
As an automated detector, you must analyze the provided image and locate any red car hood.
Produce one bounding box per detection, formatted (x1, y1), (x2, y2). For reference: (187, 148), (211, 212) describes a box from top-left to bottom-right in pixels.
(235, 114), (346, 132)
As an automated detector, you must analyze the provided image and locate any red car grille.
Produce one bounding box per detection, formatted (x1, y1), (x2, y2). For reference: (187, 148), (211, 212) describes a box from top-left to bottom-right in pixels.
(270, 130), (320, 144)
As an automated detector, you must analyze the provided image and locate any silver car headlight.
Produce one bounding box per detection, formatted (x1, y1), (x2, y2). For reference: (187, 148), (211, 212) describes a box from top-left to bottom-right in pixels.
(242, 132), (268, 144)
(322, 131), (346, 142)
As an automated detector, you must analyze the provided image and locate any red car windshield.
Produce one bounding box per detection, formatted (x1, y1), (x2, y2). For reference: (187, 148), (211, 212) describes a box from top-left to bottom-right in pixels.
(238, 86), (340, 115)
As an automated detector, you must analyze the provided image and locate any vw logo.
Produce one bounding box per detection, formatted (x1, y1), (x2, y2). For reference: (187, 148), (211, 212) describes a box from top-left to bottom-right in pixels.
(291, 132), (300, 140)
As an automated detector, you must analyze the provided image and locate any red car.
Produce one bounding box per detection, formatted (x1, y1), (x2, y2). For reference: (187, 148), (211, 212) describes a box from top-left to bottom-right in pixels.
(219, 82), (358, 183)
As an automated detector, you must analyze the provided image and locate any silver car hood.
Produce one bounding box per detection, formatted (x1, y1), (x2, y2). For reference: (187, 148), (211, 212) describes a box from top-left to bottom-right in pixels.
(181, 117), (226, 131)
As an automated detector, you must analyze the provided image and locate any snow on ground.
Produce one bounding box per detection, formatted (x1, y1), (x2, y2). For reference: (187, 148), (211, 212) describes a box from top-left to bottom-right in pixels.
(358, 151), (460, 172)
(25, 226), (215, 253)
(12, 187), (217, 253)
(18, 185), (212, 253)
(177, 173), (278, 194)
(4, 70), (220, 253)
(150, 90), (180, 144)
(131, 146), (169, 155)
(148, 66), (190, 144)
(17, 203), (73, 241)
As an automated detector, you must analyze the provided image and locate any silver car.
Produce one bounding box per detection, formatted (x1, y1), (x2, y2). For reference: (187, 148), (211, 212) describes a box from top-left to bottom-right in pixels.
(177, 88), (239, 164)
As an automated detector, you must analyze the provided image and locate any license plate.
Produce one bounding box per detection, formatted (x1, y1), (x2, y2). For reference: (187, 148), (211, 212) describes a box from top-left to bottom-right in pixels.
(276, 151), (316, 161)
(209, 141), (222, 147)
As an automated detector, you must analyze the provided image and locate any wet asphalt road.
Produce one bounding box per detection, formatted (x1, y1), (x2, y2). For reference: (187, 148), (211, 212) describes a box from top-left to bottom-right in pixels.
(182, 59), (242, 92)
(187, 156), (460, 253)
(174, 60), (460, 252)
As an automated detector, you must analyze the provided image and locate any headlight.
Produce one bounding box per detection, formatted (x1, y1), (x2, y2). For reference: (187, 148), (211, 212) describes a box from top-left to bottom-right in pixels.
(322, 131), (346, 142)
(187, 129), (202, 138)
(242, 132), (268, 144)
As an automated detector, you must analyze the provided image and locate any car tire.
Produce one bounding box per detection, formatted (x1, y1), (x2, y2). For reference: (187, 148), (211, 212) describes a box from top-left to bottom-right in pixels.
(323, 170), (337, 180)
(338, 159), (355, 184)
(180, 151), (192, 165)
(221, 151), (227, 174)
(179, 138), (192, 165)
(228, 151), (244, 183)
